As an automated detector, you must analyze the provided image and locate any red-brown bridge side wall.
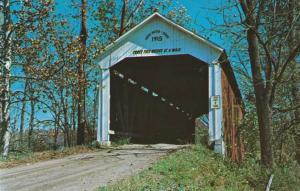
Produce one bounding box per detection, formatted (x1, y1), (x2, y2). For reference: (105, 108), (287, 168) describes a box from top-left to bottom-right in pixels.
(222, 69), (245, 162)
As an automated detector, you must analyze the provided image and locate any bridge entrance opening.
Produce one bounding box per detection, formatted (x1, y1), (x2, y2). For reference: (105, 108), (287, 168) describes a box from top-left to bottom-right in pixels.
(110, 55), (208, 144)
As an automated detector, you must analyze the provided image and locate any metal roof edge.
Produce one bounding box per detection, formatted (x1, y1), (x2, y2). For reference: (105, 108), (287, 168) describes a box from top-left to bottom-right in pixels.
(218, 51), (245, 111)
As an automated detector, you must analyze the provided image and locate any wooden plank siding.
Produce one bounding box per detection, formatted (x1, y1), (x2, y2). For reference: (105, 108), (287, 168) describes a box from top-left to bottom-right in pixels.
(221, 68), (245, 162)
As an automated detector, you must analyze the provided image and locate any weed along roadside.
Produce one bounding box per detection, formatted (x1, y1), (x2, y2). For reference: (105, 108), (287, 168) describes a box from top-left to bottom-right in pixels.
(99, 144), (300, 191)
(0, 146), (97, 169)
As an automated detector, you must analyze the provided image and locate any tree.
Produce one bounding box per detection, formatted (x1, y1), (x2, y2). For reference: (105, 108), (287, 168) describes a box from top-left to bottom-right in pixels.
(77, 0), (88, 145)
(239, 0), (275, 167)
(203, 0), (300, 167)
(119, 0), (128, 36)
(0, 0), (12, 158)
(287, 0), (300, 164)
(4, 0), (61, 152)
(241, 0), (300, 167)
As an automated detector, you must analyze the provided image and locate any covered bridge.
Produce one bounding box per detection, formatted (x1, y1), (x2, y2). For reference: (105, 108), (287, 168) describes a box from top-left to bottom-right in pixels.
(96, 13), (244, 161)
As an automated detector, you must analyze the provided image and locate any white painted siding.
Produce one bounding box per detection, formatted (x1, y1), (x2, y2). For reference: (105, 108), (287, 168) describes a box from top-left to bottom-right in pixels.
(98, 16), (222, 69)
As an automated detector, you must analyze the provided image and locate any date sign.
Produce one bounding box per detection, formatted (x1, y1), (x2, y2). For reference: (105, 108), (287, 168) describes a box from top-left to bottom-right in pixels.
(145, 30), (169, 42)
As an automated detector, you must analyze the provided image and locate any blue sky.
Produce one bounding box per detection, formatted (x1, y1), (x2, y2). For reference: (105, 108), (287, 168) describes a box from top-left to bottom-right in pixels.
(170, 0), (229, 45)
(180, 0), (223, 28)
(54, 0), (228, 48)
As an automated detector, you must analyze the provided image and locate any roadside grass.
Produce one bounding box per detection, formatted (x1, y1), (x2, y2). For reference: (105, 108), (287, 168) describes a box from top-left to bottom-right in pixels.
(111, 137), (132, 146)
(0, 138), (134, 169)
(99, 144), (300, 191)
(0, 145), (97, 169)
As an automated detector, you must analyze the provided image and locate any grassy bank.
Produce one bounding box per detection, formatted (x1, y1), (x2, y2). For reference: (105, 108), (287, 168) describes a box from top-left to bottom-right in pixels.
(99, 144), (300, 191)
(0, 146), (97, 169)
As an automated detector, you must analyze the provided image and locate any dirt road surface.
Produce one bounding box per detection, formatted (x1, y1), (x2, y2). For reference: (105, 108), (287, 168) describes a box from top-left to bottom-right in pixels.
(0, 144), (185, 191)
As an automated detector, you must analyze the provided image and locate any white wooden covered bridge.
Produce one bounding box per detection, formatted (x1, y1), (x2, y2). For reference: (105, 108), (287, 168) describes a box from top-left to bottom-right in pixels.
(96, 13), (244, 160)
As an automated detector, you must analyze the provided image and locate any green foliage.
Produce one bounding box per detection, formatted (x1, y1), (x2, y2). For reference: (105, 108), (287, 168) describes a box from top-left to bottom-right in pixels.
(239, 103), (260, 159)
(195, 125), (208, 145)
(100, 145), (300, 191)
(111, 137), (131, 146)
(87, 140), (99, 148)
(0, 150), (33, 163)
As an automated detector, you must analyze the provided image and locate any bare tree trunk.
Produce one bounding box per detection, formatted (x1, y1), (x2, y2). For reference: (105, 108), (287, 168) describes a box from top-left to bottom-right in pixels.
(240, 1), (274, 167)
(19, 80), (28, 145)
(27, 96), (35, 149)
(61, 88), (70, 147)
(247, 25), (273, 167)
(53, 117), (59, 150)
(1, 0), (12, 158)
(72, 97), (76, 146)
(93, 85), (98, 136)
(77, 0), (88, 145)
(119, 0), (128, 37)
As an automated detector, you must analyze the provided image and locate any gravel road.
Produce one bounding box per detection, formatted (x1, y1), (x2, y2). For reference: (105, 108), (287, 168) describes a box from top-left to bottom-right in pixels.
(0, 144), (185, 191)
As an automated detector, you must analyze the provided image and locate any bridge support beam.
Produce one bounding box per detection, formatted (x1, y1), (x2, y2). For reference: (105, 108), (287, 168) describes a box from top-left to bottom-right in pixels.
(209, 60), (225, 155)
(97, 69), (111, 146)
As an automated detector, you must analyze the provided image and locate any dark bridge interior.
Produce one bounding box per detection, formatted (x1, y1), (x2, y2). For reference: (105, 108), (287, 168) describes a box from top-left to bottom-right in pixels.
(110, 54), (208, 144)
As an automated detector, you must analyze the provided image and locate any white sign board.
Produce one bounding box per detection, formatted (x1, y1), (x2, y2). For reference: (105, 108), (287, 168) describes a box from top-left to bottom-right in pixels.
(211, 95), (220, 109)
